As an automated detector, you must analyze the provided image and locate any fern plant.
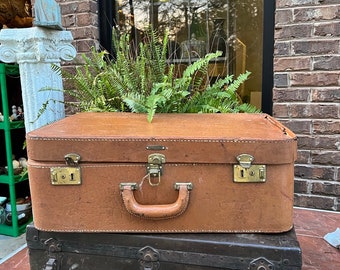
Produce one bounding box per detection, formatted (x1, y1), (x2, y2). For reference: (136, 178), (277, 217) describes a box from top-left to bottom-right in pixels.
(54, 28), (260, 122)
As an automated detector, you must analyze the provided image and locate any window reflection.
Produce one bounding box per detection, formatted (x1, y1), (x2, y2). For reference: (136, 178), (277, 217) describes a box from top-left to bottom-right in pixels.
(115, 0), (263, 108)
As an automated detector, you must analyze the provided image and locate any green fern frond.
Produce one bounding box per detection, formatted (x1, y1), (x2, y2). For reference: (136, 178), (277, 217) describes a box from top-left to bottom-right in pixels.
(227, 71), (251, 93)
(122, 92), (148, 113)
(236, 103), (260, 113)
(46, 28), (259, 122)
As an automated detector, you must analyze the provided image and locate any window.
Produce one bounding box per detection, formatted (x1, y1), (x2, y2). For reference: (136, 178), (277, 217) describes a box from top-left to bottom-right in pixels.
(107, 0), (274, 112)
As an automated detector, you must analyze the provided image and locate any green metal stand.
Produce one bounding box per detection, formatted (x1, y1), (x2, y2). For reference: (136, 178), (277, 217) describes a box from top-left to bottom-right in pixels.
(0, 63), (31, 237)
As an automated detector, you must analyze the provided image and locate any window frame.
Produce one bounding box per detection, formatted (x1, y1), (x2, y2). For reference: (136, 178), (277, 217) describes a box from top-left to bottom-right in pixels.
(261, 0), (275, 115)
(99, 0), (275, 114)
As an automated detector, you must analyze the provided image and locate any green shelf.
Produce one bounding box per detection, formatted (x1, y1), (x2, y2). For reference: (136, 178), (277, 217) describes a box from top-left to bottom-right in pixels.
(0, 218), (33, 237)
(0, 63), (29, 237)
(0, 173), (28, 184)
(0, 120), (25, 130)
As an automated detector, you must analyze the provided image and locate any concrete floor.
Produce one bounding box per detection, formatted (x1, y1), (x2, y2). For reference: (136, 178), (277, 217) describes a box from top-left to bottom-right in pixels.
(0, 233), (26, 264)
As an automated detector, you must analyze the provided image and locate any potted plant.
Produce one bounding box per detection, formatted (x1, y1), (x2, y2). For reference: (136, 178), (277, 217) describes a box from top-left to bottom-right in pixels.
(51, 29), (259, 122)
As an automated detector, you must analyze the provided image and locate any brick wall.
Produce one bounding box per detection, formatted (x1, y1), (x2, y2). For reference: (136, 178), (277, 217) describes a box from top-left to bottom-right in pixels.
(61, 0), (99, 54)
(52, 0), (99, 58)
(274, 0), (340, 211)
(54, 0), (99, 111)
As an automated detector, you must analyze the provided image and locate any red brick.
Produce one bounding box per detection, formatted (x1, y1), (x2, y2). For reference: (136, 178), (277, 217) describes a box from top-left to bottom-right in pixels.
(72, 26), (99, 40)
(274, 57), (311, 71)
(314, 22), (340, 37)
(311, 89), (340, 102)
(272, 103), (289, 117)
(59, 2), (78, 15)
(294, 194), (337, 211)
(275, 9), (293, 25)
(76, 13), (95, 27)
(274, 73), (289, 87)
(75, 39), (99, 53)
(273, 88), (310, 102)
(311, 150), (340, 166)
(336, 167), (340, 181)
(58, 0), (97, 14)
(292, 40), (339, 55)
(297, 135), (340, 151)
(295, 165), (337, 180)
(313, 56), (340, 70)
(294, 179), (309, 193)
(297, 150), (311, 163)
(77, 2), (95, 13)
(289, 103), (339, 118)
(62, 15), (76, 28)
(294, 6), (340, 22)
(312, 120), (340, 134)
(280, 119), (312, 134)
(290, 72), (340, 86)
(276, 0), (320, 8)
(275, 24), (313, 39)
(312, 181), (340, 196)
(321, 0), (340, 4)
(274, 42), (291, 56)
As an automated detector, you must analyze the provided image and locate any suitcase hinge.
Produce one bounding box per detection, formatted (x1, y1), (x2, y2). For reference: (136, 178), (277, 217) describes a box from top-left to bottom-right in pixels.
(138, 246), (160, 270)
(233, 154), (266, 183)
(249, 257), (274, 270)
(50, 153), (82, 185)
(146, 154), (166, 186)
(43, 238), (62, 270)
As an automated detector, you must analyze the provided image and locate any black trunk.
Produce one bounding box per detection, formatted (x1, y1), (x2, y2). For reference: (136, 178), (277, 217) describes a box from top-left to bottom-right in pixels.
(27, 224), (302, 270)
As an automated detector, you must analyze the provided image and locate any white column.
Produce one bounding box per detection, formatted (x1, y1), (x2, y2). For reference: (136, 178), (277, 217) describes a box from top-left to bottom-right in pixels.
(0, 27), (76, 132)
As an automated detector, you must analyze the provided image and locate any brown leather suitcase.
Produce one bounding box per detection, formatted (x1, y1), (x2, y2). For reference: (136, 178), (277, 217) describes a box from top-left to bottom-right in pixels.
(26, 113), (297, 233)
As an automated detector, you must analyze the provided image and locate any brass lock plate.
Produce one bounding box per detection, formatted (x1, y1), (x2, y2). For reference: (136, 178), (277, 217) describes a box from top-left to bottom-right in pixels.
(233, 154), (266, 183)
(50, 167), (81, 185)
(233, 165), (266, 183)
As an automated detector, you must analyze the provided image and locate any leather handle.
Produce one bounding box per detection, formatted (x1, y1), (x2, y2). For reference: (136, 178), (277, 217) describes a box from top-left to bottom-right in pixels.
(120, 183), (192, 219)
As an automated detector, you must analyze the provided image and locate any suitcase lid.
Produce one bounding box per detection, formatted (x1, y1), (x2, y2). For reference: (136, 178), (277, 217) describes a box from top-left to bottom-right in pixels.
(26, 112), (297, 165)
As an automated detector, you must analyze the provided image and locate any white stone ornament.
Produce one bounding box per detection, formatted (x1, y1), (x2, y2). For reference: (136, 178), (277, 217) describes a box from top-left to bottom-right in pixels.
(0, 27), (76, 132)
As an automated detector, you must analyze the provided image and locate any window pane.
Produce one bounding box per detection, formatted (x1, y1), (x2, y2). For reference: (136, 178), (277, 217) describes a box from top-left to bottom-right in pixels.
(116, 0), (264, 109)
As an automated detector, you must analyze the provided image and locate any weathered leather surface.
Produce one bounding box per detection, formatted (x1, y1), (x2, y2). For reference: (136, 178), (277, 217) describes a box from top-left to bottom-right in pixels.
(26, 113), (297, 233)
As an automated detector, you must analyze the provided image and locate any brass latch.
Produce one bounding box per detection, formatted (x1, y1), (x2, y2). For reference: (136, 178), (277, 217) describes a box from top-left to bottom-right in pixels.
(146, 154), (166, 186)
(233, 154), (266, 183)
(146, 154), (166, 177)
(50, 153), (81, 185)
